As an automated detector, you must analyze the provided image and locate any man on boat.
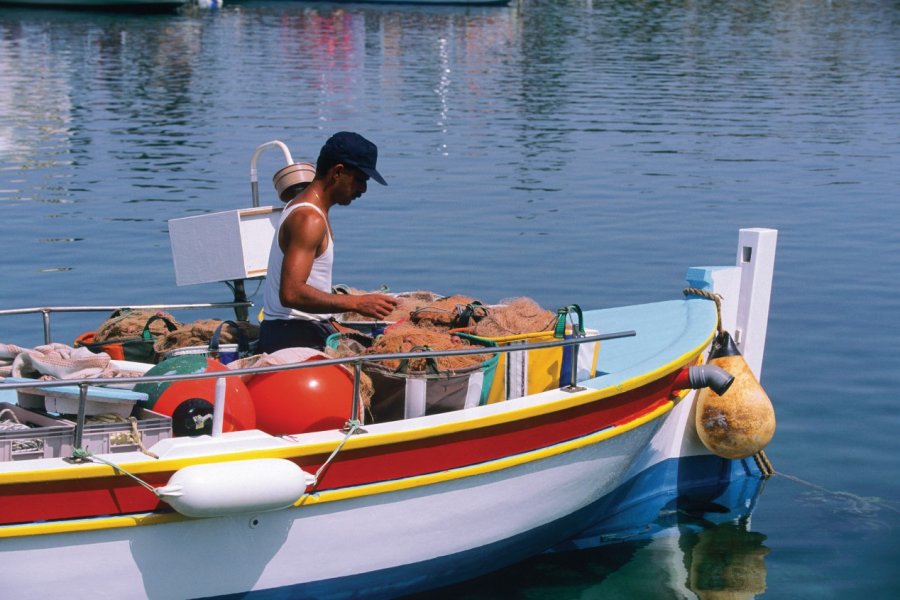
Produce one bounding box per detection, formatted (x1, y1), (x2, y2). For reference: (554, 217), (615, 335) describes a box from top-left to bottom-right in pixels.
(259, 131), (399, 352)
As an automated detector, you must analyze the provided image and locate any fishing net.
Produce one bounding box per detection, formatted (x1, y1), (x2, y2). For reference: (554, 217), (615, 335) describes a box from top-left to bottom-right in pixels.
(338, 290), (444, 323)
(471, 297), (556, 338)
(364, 322), (489, 372)
(153, 319), (260, 354)
(409, 295), (480, 329)
(93, 309), (182, 342)
(322, 338), (374, 409)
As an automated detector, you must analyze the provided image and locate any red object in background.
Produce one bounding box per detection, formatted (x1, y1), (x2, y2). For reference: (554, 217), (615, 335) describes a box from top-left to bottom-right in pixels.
(248, 358), (355, 436)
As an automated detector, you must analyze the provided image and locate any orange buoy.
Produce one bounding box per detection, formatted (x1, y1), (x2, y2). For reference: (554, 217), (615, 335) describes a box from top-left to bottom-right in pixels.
(135, 356), (256, 436)
(247, 357), (356, 435)
(695, 331), (776, 459)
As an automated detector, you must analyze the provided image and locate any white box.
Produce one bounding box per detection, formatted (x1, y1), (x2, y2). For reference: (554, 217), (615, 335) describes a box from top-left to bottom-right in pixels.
(168, 206), (283, 286)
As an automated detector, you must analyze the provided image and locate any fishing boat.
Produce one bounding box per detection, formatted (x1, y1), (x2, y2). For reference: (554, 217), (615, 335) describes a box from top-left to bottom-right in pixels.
(0, 144), (777, 598)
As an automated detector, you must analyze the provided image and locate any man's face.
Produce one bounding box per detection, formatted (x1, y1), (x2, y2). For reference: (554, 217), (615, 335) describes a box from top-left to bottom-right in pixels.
(335, 164), (369, 205)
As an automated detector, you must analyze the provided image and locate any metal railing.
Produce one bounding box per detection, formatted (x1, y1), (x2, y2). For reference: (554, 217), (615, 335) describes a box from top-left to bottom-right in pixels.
(0, 302), (252, 345)
(1, 304), (635, 450)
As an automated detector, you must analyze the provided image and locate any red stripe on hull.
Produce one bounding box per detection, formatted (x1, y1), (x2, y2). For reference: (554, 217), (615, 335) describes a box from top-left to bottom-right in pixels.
(0, 373), (678, 526)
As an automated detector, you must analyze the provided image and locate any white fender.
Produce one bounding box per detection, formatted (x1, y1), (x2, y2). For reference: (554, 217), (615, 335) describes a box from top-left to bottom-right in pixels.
(157, 458), (314, 518)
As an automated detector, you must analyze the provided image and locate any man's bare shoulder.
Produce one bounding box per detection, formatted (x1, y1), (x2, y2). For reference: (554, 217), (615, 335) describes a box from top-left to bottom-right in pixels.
(282, 203), (327, 245)
(284, 203), (326, 226)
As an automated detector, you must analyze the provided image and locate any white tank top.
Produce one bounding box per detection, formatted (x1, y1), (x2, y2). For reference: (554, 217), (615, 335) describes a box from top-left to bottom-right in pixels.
(263, 202), (334, 322)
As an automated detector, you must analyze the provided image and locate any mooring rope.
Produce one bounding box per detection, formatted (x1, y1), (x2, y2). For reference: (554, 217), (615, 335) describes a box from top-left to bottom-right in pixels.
(774, 470), (900, 516)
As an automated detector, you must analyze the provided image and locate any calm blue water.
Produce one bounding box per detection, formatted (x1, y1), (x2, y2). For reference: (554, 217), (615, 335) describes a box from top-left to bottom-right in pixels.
(2, 0), (899, 597)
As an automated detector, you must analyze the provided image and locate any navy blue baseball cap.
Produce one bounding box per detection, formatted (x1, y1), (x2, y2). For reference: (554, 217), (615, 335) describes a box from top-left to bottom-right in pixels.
(320, 131), (387, 186)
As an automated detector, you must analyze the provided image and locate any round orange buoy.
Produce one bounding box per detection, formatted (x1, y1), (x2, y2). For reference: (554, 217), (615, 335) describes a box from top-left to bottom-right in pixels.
(135, 356), (256, 437)
(247, 357), (356, 435)
(695, 332), (776, 459)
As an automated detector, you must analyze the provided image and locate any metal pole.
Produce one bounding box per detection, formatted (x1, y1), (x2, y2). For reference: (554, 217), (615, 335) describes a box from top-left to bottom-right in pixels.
(352, 361), (362, 421)
(75, 383), (88, 449)
(250, 140), (294, 208)
(212, 377), (226, 437)
(41, 309), (52, 344)
(231, 279), (249, 322)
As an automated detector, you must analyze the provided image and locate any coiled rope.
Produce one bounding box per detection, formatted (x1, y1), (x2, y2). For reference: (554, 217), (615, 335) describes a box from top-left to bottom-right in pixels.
(0, 408), (43, 455)
(683, 287), (775, 477)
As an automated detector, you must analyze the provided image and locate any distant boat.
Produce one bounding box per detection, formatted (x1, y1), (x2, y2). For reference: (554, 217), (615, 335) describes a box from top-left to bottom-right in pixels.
(0, 0), (191, 11)
(339, 0), (511, 4)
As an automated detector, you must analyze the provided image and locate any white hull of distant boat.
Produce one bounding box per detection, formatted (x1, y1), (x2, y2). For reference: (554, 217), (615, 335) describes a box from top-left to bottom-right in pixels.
(0, 0), (189, 9)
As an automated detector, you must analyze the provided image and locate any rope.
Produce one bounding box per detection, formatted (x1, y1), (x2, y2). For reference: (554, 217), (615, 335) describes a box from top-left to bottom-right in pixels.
(683, 287), (724, 335)
(71, 448), (162, 497)
(63, 419), (361, 502)
(128, 417), (159, 459)
(774, 470), (900, 516)
(0, 408), (22, 425)
(309, 420), (361, 491)
(753, 449), (775, 477)
(0, 409), (43, 455)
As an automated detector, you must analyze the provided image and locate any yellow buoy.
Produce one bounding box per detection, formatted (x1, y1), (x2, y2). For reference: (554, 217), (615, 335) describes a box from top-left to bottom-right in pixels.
(695, 331), (776, 459)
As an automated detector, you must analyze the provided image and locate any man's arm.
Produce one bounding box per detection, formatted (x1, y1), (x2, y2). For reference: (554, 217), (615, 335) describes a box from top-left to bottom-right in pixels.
(278, 210), (398, 319)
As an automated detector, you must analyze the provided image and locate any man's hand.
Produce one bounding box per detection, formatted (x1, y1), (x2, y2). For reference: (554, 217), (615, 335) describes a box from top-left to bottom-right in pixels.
(352, 293), (401, 320)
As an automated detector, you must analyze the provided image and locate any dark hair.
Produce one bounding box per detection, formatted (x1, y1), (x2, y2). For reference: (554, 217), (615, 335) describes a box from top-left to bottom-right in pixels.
(315, 150), (339, 177)
(281, 182), (310, 201)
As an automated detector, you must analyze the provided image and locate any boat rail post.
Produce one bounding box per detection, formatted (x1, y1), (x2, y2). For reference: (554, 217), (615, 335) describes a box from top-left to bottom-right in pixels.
(342, 361), (366, 434)
(212, 376), (226, 437)
(559, 305), (586, 392)
(41, 309), (52, 345)
(568, 337), (580, 389)
(74, 382), (88, 450)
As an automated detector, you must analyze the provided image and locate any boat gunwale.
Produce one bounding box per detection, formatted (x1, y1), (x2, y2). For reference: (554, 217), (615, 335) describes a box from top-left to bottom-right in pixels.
(0, 335), (710, 485)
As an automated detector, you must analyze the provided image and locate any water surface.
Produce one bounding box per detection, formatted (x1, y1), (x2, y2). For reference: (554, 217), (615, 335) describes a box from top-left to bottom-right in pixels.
(2, 0), (899, 597)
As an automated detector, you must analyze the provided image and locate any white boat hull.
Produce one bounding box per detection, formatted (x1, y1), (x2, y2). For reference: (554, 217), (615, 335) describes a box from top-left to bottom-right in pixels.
(3, 415), (663, 598)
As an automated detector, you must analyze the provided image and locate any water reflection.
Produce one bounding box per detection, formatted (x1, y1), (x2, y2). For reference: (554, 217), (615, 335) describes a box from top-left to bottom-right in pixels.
(686, 521), (770, 600)
(417, 474), (770, 599)
(0, 14), (205, 205)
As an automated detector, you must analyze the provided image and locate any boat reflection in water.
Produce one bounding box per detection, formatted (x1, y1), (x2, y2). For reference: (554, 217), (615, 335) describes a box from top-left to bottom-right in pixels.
(424, 469), (770, 598)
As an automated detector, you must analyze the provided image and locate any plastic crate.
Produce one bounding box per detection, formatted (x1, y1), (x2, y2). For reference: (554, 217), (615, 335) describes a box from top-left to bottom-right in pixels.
(0, 403), (74, 462)
(66, 409), (172, 456)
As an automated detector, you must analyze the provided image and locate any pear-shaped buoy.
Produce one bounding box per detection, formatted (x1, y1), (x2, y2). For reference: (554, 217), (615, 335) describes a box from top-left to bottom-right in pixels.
(695, 331), (775, 459)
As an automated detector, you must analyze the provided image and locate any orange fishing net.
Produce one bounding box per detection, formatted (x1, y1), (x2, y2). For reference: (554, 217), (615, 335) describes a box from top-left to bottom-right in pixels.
(470, 298), (556, 338)
(409, 295), (480, 328)
(364, 322), (489, 371)
(338, 290), (443, 323)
